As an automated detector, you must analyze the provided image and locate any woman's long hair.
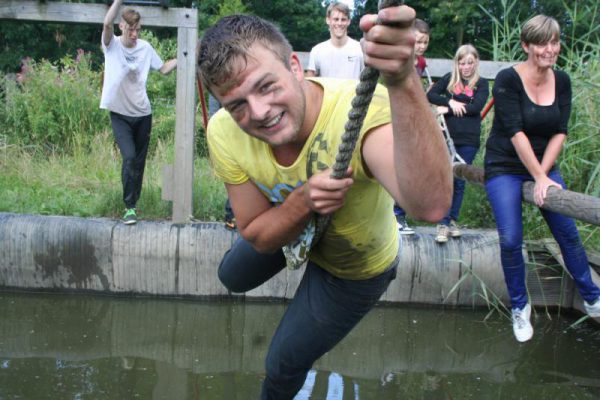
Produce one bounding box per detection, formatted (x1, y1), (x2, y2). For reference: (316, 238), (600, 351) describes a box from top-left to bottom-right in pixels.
(447, 44), (480, 94)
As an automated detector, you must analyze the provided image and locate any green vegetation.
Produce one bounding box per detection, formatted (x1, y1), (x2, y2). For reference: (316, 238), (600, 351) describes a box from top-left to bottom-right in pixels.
(0, 2), (598, 253)
(0, 32), (226, 221)
(1, 0), (598, 72)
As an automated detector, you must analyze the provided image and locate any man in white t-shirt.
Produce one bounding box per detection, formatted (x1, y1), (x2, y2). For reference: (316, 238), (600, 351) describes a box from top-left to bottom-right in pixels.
(305, 2), (364, 80)
(100, 0), (176, 225)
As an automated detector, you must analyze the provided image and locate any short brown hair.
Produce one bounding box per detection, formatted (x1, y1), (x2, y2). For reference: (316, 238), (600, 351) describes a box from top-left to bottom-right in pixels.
(198, 15), (293, 91)
(521, 15), (560, 45)
(121, 8), (141, 26)
(326, 2), (351, 19)
(414, 18), (430, 35)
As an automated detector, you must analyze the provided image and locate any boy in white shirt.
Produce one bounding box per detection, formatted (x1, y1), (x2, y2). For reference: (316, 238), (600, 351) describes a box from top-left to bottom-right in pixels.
(305, 2), (364, 80)
(100, 0), (176, 224)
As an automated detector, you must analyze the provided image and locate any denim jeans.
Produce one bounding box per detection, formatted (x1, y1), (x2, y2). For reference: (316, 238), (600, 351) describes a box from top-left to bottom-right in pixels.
(441, 145), (479, 225)
(110, 112), (152, 209)
(485, 170), (600, 310)
(393, 203), (406, 219)
(218, 237), (398, 399)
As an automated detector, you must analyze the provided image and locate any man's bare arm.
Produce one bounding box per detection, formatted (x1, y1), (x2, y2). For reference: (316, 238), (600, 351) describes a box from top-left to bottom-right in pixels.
(225, 181), (312, 253)
(360, 5), (452, 222)
(102, 0), (122, 47)
(159, 58), (177, 74)
(227, 168), (353, 253)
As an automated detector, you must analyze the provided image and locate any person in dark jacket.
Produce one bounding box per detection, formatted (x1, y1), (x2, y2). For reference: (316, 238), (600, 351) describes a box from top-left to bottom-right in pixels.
(427, 44), (489, 243)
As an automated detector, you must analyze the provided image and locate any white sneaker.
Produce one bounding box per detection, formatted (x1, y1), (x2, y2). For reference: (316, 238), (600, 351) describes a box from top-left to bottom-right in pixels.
(435, 224), (449, 243)
(511, 304), (533, 342)
(448, 220), (462, 237)
(584, 298), (600, 317)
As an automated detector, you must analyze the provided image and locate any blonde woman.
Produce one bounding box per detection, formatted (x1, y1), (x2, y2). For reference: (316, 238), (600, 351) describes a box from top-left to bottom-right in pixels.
(427, 44), (489, 243)
(484, 15), (600, 342)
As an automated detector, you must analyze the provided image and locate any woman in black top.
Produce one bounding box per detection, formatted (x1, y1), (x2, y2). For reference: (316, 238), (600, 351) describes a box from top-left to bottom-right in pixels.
(427, 44), (489, 243)
(483, 15), (600, 343)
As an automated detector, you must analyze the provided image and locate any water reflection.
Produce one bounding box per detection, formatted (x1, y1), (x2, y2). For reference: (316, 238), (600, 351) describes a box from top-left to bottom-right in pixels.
(0, 292), (598, 399)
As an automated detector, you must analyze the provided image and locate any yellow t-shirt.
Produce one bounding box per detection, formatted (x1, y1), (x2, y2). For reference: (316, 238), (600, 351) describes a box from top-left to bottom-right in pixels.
(207, 77), (398, 279)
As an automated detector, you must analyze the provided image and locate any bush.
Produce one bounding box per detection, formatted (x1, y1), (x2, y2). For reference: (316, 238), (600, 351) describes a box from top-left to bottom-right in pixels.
(1, 55), (105, 154)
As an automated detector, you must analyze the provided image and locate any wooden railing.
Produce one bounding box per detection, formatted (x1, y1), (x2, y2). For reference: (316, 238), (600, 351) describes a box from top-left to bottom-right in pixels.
(295, 52), (513, 79)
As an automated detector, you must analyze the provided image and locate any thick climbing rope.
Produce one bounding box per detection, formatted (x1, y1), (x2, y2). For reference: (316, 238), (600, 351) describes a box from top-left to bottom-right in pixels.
(282, 0), (404, 269)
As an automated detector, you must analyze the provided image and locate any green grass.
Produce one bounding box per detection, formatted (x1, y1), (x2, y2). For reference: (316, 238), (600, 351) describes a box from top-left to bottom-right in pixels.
(0, 130), (227, 221)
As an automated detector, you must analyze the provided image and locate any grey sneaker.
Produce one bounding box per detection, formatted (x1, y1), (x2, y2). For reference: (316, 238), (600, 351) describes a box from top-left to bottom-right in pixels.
(396, 216), (415, 235)
(511, 304), (533, 342)
(448, 220), (462, 237)
(435, 224), (449, 243)
(122, 208), (137, 225)
(584, 298), (600, 317)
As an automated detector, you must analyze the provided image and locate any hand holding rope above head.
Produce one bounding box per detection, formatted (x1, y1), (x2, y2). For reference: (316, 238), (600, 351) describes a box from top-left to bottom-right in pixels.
(282, 0), (405, 269)
(318, 0), (407, 231)
(328, 0), (406, 181)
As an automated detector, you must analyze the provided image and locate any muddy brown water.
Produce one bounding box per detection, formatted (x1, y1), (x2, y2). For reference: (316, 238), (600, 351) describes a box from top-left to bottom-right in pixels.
(0, 291), (598, 399)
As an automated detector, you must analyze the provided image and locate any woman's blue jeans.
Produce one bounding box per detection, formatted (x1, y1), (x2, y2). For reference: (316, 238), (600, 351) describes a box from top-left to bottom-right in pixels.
(441, 145), (479, 225)
(218, 237), (397, 400)
(485, 170), (600, 310)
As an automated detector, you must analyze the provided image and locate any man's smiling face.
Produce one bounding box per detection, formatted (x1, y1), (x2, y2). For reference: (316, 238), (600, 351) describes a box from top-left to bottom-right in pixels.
(213, 44), (307, 148)
(326, 10), (350, 41)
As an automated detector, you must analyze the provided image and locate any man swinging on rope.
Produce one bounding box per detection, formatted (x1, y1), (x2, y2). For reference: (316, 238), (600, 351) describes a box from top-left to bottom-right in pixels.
(198, 4), (452, 399)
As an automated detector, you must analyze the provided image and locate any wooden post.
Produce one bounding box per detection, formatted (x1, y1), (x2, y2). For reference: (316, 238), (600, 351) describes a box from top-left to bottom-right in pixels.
(453, 164), (600, 226)
(171, 22), (197, 222)
(0, 1), (194, 27)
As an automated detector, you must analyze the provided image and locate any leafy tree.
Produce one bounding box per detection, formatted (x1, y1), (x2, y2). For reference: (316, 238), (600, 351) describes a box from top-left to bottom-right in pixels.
(349, 0), (378, 40)
(197, 0), (231, 33)
(427, 1), (484, 54)
(248, 0), (327, 51)
(198, 0), (326, 51)
(1, 0), (598, 72)
(0, 22), (101, 73)
(210, 0), (248, 26)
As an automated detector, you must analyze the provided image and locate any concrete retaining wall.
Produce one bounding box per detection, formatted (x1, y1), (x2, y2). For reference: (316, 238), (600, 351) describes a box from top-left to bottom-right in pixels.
(0, 212), (594, 310)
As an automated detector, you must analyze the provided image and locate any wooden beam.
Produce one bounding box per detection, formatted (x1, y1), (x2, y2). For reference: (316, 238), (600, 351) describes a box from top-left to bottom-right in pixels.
(0, 1), (196, 28)
(425, 58), (513, 80)
(295, 52), (513, 79)
(453, 164), (600, 226)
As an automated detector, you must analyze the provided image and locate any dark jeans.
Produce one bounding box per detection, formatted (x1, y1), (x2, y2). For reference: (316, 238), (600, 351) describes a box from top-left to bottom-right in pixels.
(110, 112), (152, 209)
(485, 170), (600, 310)
(393, 203), (406, 219)
(218, 237), (398, 400)
(224, 198), (234, 221)
(440, 145), (479, 225)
